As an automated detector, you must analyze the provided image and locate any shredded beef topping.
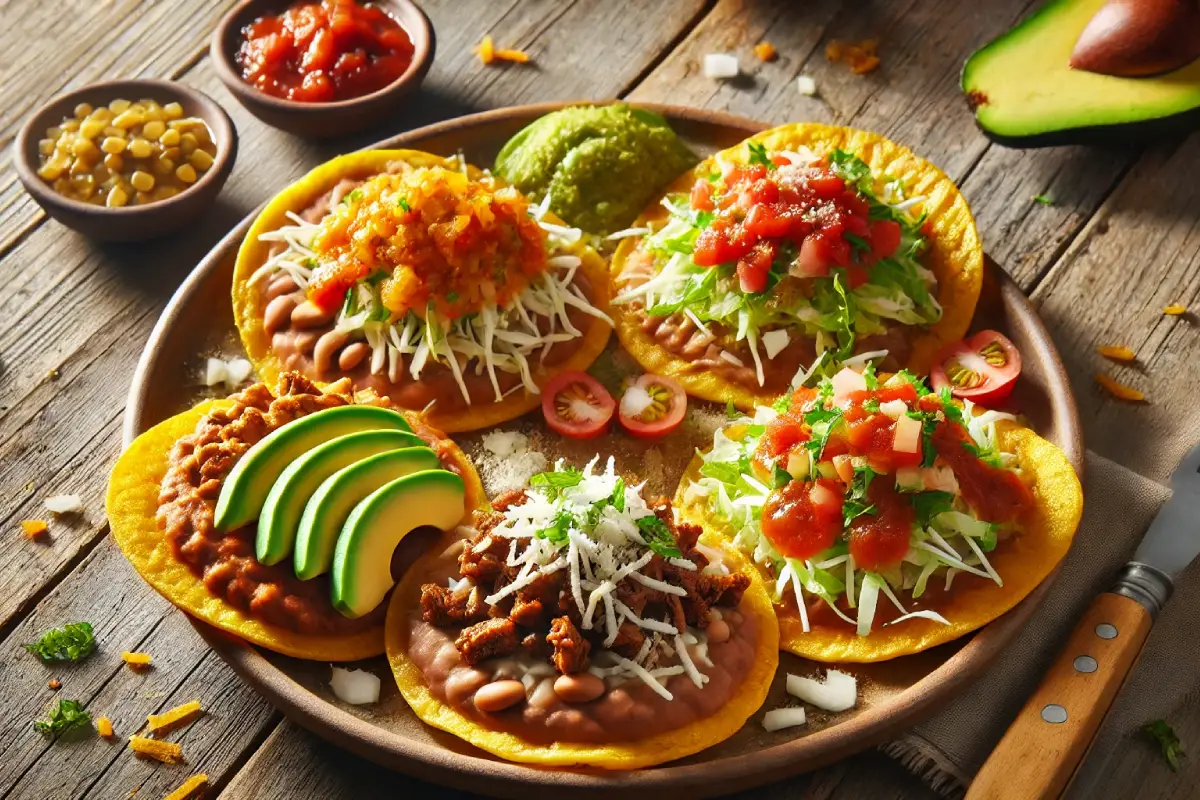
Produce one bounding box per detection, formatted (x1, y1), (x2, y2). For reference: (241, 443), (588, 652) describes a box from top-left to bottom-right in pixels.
(546, 616), (590, 674)
(455, 618), (519, 666)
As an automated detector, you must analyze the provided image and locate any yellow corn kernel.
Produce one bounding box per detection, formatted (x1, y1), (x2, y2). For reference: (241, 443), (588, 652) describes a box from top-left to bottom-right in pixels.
(159, 127), (181, 147)
(141, 106), (163, 124)
(70, 174), (95, 196)
(130, 170), (155, 192)
(1164, 303), (1188, 316)
(79, 118), (105, 140)
(38, 138), (55, 156)
(135, 191), (153, 205)
(190, 124), (212, 145)
(103, 153), (124, 171)
(73, 137), (100, 160)
(100, 136), (126, 155)
(179, 132), (197, 155)
(69, 158), (93, 177)
(103, 125), (124, 138)
(112, 110), (144, 129)
(153, 186), (180, 201)
(61, 119), (80, 132)
(108, 98), (131, 114)
(92, 165), (111, 184)
(89, 106), (113, 124)
(189, 149), (214, 171)
(37, 162), (65, 181)
(127, 138), (152, 159)
(141, 120), (165, 141)
(153, 157), (175, 176)
(46, 125), (62, 139)
(163, 101), (184, 119)
(74, 102), (93, 119)
(175, 164), (197, 184)
(161, 146), (181, 161)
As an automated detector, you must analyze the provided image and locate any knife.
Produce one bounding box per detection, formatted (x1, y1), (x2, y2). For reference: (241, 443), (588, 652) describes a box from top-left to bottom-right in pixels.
(968, 441), (1200, 800)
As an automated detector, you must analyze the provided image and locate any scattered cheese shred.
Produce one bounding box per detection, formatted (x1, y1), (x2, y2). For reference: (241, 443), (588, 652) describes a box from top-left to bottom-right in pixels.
(754, 41), (777, 61)
(147, 700), (202, 733)
(162, 774), (208, 800)
(475, 34), (529, 65)
(122, 651), (153, 667)
(825, 38), (880, 74)
(1095, 373), (1145, 402)
(128, 735), (183, 763)
(20, 520), (48, 539)
(44, 494), (83, 514)
(1163, 303), (1188, 316)
(475, 34), (495, 64)
(495, 47), (531, 64)
(97, 716), (114, 738)
(1096, 345), (1136, 362)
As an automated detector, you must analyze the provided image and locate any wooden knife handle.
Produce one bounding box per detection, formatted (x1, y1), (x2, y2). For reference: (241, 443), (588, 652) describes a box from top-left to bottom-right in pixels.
(966, 591), (1153, 800)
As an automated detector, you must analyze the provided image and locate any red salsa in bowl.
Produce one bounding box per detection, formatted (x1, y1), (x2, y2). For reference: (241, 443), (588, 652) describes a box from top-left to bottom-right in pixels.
(237, 0), (415, 103)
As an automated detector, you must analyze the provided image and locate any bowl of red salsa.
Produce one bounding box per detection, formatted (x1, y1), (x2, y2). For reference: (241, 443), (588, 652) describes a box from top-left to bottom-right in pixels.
(211, 0), (434, 137)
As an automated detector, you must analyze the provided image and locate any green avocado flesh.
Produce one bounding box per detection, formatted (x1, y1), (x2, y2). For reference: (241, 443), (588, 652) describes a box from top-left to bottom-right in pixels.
(962, 0), (1200, 145)
(255, 429), (426, 566)
(213, 405), (412, 533)
(494, 103), (698, 234)
(331, 469), (466, 618)
(293, 445), (442, 580)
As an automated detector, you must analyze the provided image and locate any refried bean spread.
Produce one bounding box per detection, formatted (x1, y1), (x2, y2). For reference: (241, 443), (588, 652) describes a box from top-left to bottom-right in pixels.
(156, 372), (462, 635)
(405, 464), (761, 744)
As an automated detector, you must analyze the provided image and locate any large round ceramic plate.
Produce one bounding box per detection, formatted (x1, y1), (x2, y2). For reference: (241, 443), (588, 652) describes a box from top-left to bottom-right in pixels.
(123, 103), (1083, 798)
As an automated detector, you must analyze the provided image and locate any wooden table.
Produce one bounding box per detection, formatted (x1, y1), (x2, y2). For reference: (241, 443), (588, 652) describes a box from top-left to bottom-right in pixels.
(1, 1), (1196, 797)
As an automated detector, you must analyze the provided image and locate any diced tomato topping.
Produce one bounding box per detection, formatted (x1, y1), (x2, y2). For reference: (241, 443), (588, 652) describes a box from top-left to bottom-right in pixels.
(762, 479), (846, 560)
(931, 419), (1033, 523)
(689, 179), (715, 212)
(848, 480), (915, 571)
(753, 415), (811, 475)
(869, 219), (902, 261)
(735, 241), (777, 293)
(847, 265), (870, 288)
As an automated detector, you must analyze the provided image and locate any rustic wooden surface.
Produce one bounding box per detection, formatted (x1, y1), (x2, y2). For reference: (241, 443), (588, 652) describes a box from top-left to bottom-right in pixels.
(0, 1), (1196, 798)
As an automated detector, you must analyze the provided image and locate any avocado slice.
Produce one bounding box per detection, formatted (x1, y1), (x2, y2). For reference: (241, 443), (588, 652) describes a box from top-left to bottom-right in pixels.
(961, 0), (1200, 146)
(255, 429), (427, 566)
(292, 446), (443, 580)
(214, 405), (412, 533)
(330, 469), (466, 618)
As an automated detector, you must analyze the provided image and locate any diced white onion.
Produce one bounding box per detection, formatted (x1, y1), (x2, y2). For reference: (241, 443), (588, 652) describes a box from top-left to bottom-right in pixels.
(796, 75), (817, 96)
(330, 667), (381, 705)
(786, 668), (857, 712)
(892, 413), (922, 454)
(44, 494), (83, 514)
(204, 358), (228, 387)
(703, 52), (740, 79)
(762, 329), (791, 360)
(719, 351), (745, 367)
(879, 399), (908, 420)
(831, 367), (867, 405)
(763, 706), (808, 731)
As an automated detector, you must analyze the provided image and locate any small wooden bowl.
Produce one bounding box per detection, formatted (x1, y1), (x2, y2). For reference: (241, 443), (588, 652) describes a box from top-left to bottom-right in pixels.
(210, 0), (435, 138)
(13, 79), (237, 243)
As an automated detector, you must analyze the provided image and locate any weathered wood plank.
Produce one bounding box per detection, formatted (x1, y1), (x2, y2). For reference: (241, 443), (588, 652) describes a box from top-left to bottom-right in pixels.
(1030, 132), (1200, 485)
(0, 0), (241, 252)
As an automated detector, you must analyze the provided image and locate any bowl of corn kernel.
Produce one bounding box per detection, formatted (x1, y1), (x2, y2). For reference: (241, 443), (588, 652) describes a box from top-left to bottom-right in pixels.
(14, 79), (237, 241)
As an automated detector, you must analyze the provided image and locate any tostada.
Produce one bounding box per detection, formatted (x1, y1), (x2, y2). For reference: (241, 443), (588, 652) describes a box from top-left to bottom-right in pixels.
(232, 150), (613, 433)
(106, 372), (485, 661)
(386, 457), (778, 767)
(675, 365), (1082, 662)
(610, 123), (983, 410)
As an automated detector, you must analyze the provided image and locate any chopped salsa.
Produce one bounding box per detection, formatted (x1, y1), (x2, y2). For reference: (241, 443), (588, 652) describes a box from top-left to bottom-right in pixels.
(237, 0), (415, 103)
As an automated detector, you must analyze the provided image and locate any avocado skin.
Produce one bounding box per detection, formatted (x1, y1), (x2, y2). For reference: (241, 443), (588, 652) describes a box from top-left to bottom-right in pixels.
(961, 0), (1200, 148)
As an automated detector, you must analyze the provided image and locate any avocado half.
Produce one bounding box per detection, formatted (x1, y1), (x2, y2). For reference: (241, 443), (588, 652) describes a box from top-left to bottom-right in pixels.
(962, 0), (1200, 146)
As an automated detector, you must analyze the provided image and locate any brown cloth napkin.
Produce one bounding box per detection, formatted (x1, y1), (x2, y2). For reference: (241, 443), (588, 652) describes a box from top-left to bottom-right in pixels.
(882, 452), (1200, 798)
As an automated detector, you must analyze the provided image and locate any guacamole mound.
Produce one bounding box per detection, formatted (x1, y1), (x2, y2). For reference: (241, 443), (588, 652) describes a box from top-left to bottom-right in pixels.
(495, 104), (698, 235)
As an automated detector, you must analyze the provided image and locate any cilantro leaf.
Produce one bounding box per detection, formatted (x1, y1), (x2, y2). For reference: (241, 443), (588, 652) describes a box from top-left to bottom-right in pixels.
(24, 622), (96, 662)
(1032, 193), (1054, 206)
(827, 149), (873, 194)
(529, 469), (584, 496)
(862, 362), (878, 391)
(804, 407), (844, 460)
(747, 141), (776, 170)
(34, 699), (91, 737)
(911, 491), (955, 528)
(843, 466), (879, 526)
(636, 515), (682, 559)
(772, 464), (792, 488)
(772, 394), (792, 413)
(1144, 719), (1184, 772)
(938, 388), (965, 425)
(894, 370), (932, 397)
(610, 477), (625, 512)
(397, 197), (411, 212)
(536, 509), (574, 546)
(829, 271), (857, 360)
(844, 233), (871, 253)
(341, 187), (363, 205)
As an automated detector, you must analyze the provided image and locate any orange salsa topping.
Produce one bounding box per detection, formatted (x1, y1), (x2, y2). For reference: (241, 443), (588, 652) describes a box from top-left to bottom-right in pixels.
(307, 167), (549, 320)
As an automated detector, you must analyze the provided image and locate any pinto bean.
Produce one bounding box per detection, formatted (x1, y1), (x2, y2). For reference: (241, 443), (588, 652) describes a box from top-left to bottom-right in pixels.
(263, 294), (298, 336)
(553, 672), (606, 704)
(444, 668), (491, 706)
(291, 300), (335, 329)
(706, 619), (731, 644)
(338, 342), (369, 371)
(313, 331), (349, 374)
(266, 274), (299, 300)
(294, 330), (320, 355)
(473, 679), (526, 712)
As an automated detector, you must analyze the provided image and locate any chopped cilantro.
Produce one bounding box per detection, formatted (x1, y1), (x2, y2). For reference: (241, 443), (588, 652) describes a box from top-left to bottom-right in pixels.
(827, 149), (873, 194)
(911, 491), (955, 528)
(635, 515), (682, 558)
(895, 370), (932, 397)
(843, 466), (879, 526)
(536, 509), (574, 546)
(397, 197), (411, 212)
(693, 209), (716, 229)
(804, 407), (844, 460)
(772, 394), (792, 414)
(938, 388), (965, 425)
(35, 699), (91, 737)
(24, 622), (96, 662)
(1032, 193), (1054, 206)
(726, 399), (739, 419)
(610, 477), (625, 512)
(529, 468), (584, 499)
(1144, 719), (1184, 772)
(747, 141), (776, 170)
(862, 362), (878, 390)
(342, 187), (363, 205)
(772, 464), (792, 488)
(844, 233), (871, 252)
(864, 397), (881, 413)
(829, 271), (857, 360)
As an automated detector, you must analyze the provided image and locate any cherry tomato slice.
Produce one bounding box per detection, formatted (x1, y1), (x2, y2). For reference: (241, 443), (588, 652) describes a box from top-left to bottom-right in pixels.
(930, 330), (1022, 406)
(617, 374), (687, 439)
(542, 371), (615, 440)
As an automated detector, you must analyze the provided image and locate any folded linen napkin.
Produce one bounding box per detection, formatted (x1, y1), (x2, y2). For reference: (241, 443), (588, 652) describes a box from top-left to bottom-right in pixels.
(882, 452), (1198, 798)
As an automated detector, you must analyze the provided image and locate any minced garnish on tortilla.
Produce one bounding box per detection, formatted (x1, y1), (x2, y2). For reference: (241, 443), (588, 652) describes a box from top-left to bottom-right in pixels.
(1097, 345), (1136, 362)
(21, 520), (48, 539)
(1095, 373), (1146, 402)
(754, 42), (777, 62)
(825, 39), (881, 74)
(122, 651), (152, 667)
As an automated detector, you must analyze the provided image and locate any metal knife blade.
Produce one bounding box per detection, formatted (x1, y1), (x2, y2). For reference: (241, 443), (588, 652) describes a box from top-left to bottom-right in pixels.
(1132, 440), (1200, 580)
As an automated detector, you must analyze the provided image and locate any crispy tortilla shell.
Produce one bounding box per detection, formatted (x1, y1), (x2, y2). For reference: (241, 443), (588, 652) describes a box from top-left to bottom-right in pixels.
(612, 122), (984, 410)
(106, 399), (486, 662)
(676, 421), (1082, 662)
(232, 149), (613, 434)
(385, 529), (779, 768)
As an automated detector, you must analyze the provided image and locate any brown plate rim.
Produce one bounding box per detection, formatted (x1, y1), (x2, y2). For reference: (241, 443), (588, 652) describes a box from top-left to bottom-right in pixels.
(123, 102), (1083, 798)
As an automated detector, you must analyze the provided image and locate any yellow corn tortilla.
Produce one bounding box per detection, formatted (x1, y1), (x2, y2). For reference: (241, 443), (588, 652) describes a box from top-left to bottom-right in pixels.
(611, 123), (984, 410)
(232, 150), (613, 434)
(106, 398), (486, 662)
(676, 421), (1082, 662)
(385, 529), (779, 768)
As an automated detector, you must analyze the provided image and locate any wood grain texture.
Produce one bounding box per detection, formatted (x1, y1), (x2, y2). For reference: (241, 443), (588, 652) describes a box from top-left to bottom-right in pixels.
(968, 593), (1153, 800)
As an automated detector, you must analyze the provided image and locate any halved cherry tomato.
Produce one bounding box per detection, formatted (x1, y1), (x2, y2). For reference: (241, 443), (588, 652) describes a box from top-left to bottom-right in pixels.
(930, 330), (1022, 406)
(542, 371), (615, 440)
(617, 374), (687, 438)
